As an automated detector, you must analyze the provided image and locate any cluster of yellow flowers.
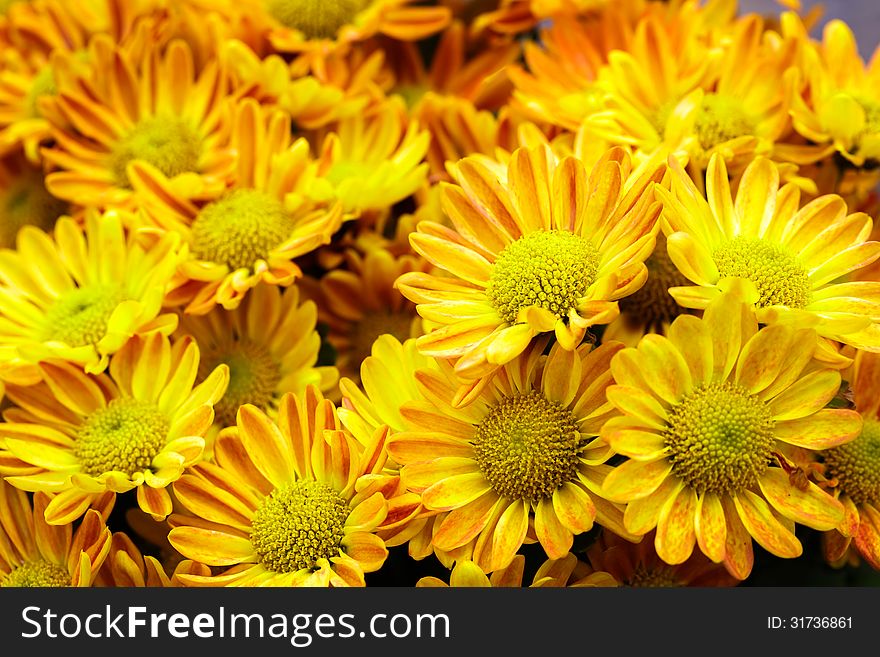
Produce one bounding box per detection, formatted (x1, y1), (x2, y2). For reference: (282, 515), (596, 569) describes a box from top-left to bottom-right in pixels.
(0, 0), (879, 589)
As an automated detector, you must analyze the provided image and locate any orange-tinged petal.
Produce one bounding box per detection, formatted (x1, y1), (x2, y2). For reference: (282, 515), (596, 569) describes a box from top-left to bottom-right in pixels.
(695, 492), (727, 563)
(667, 232), (719, 285)
(422, 472), (492, 511)
(766, 369), (841, 421)
(136, 485), (173, 521)
(733, 490), (802, 558)
(449, 561), (491, 587)
(623, 475), (682, 536)
(552, 482), (596, 535)
(167, 527), (256, 566)
(722, 496), (754, 580)
(340, 532), (388, 572)
(432, 492), (500, 550)
(667, 315), (714, 387)
(535, 497), (573, 559)
(655, 486), (697, 564)
(602, 424), (667, 461)
(605, 385), (668, 427)
(757, 468), (845, 531)
(236, 404), (295, 489)
(774, 409), (862, 449)
(602, 458), (672, 502)
(488, 498), (529, 572)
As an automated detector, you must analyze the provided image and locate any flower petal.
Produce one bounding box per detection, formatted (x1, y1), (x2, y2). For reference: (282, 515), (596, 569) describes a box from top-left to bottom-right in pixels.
(774, 409), (863, 449)
(167, 527), (256, 566)
(733, 490), (802, 558)
(655, 486), (697, 564)
(757, 468), (845, 531)
(602, 458), (673, 502)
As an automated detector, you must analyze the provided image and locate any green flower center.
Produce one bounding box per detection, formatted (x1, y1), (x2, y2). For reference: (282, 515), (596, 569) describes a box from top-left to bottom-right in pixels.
(43, 284), (127, 347)
(110, 115), (202, 188)
(487, 230), (600, 324)
(473, 391), (581, 501)
(823, 418), (880, 506)
(200, 340), (282, 427)
(663, 381), (776, 495)
(189, 189), (296, 272)
(713, 236), (811, 309)
(626, 564), (680, 588)
(75, 398), (170, 477)
(619, 236), (689, 331)
(693, 93), (756, 150)
(348, 310), (413, 369)
(0, 166), (66, 249)
(1, 560), (70, 587)
(250, 481), (350, 573)
(265, 0), (371, 39)
(25, 66), (57, 118)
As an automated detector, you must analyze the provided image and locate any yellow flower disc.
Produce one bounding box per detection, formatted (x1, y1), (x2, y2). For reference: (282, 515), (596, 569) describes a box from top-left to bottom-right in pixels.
(265, 0), (371, 39)
(43, 285), (127, 347)
(1, 561), (71, 588)
(487, 230), (600, 324)
(694, 93), (755, 150)
(189, 189), (296, 271)
(110, 116), (202, 187)
(824, 419), (880, 506)
(713, 237), (811, 309)
(250, 481), (350, 573)
(473, 390), (581, 501)
(201, 340), (282, 427)
(75, 398), (169, 476)
(663, 381), (775, 495)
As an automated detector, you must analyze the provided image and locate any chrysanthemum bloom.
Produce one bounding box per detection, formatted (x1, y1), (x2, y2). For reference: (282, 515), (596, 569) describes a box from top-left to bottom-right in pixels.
(0, 0), (102, 162)
(389, 339), (635, 573)
(789, 19), (880, 170)
(176, 283), (338, 429)
(0, 332), (229, 524)
(585, 529), (740, 587)
(39, 34), (236, 208)
(416, 553), (617, 588)
(600, 285), (860, 580)
(305, 247), (427, 382)
(602, 234), (694, 347)
(0, 210), (181, 373)
(396, 144), (664, 380)
(0, 154), (67, 248)
(819, 349), (880, 569)
(0, 483), (110, 587)
(589, 14), (798, 177)
(314, 98), (430, 218)
(337, 336), (457, 566)
(132, 98), (344, 314)
(167, 387), (397, 587)
(96, 531), (210, 587)
(245, 0), (451, 57)
(659, 153), (880, 353)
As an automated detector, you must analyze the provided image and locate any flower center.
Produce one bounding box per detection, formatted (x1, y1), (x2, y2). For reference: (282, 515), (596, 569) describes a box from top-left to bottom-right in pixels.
(487, 230), (600, 324)
(713, 236), (811, 309)
(472, 391), (581, 501)
(43, 284), (127, 347)
(618, 236), (690, 331)
(189, 189), (297, 272)
(200, 340), (282, 427)
(250, 481), (350, 573)
(0, 166), (66, 249)
(265, 0), (371, 39)
(693, 93), (756, 150)
(626, 564), (680, 588)
(1, 560), (70, 587)
(823, 418), (880, 506)
(348, 310), (413, 369)
(25, 66), (57, 118)
(664, 381), (775, 495)
(75, 398), (169, 477)
(110, 116), (202, 188)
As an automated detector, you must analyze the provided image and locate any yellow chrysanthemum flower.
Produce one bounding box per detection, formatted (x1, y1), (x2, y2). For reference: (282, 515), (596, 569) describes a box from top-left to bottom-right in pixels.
(396, 144), (664, 380)
(246, 0), (451, 56)
(176, 283), (338, 429)
(600, 285), (860, 580)
(1, 483), (111, 587)
(0, 332), (229, 524)
(133, 98), (344, 315)
(306, 246), (426, 382)
(40, 34), (236, 208)
(585, 529), (740, 587)
(659, 153), (880, 354)
(819, 349), (880, 570)
(789, 18), (880, 169)
(0, 154), (67, 249)
(96, 531), (210, 587)
(389, 339), (634, 574)
(0, 210), (181, 373)
(314, 98), (430, 218)
(416, 553), (617, 588)
(167, 387), (397, 587)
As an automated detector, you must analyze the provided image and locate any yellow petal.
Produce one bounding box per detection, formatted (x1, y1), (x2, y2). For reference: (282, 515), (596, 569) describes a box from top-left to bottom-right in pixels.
(655, 485), (697, 564)
(168, 527), (256, 566)
(774, 409), (862, 449)
(733, 490), (801, 558)
(757, 468), (844, 531)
